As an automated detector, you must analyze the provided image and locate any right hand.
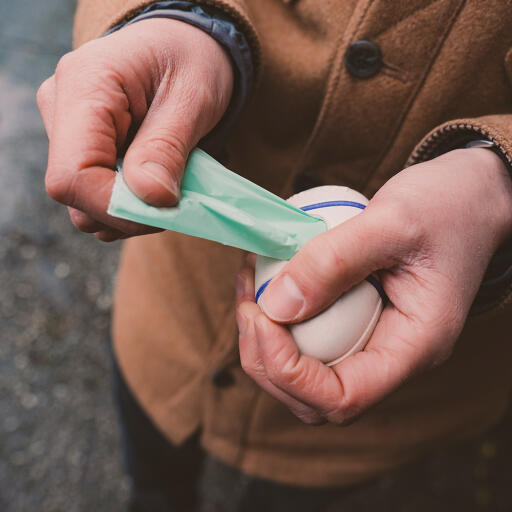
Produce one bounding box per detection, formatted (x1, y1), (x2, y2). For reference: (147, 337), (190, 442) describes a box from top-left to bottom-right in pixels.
(37, 19), (234, 241)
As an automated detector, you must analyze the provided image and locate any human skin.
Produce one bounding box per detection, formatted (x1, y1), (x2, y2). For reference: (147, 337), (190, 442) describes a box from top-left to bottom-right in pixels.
(38, 19), (512, 425)
(37, 18), (233, 241)
(236, 148), (512, 425)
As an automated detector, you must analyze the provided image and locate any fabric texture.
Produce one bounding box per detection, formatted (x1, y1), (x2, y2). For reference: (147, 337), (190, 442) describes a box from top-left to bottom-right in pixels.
(74, 0), (512, 488)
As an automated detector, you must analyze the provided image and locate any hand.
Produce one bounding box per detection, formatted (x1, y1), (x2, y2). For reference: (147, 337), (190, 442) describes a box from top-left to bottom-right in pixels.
(37, 19), (233, 241)
(236, 148), (512, 425)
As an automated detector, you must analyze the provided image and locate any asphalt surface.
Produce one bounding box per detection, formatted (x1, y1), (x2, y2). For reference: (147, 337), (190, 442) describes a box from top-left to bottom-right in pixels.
(1, 1), (512, 511)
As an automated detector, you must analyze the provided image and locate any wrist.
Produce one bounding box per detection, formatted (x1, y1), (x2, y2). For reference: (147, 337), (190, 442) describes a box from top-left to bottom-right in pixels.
(140, 17), (234, 88)
(131, 18), (234, 134)
(103, 2), (254, 153)
(465, 147), (512, 244)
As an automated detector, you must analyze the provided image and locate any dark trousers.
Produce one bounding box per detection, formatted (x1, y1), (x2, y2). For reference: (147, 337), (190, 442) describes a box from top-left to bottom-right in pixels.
(111, 353), (509, 511)
(111, 356), (355, 512)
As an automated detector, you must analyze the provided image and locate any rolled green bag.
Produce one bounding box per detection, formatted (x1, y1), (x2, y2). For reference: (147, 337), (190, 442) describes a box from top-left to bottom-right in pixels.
(108, 148), (326, 260)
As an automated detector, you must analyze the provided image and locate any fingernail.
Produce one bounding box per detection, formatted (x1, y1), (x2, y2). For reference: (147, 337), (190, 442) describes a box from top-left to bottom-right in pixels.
(259, 273), (304, 322)
(139, 161), (180, 200)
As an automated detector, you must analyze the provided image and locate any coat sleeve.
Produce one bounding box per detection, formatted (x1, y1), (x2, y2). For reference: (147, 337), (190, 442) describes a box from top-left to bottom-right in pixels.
(73, 0), (260, 77)
(407, 114), (512, 314)
(406, 115), (512, 174)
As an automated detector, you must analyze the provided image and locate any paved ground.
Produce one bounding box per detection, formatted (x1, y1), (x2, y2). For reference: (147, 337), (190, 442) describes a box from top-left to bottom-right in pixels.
(1, 1), (512, 511)
(0, 2), (127, 511)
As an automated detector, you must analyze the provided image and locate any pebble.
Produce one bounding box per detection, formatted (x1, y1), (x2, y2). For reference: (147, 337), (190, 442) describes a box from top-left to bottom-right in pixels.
(54, 262), (71, 279)
(3, 416), (20, 433)
(20, 245), (37, 260)
(20, 393), (39, 409)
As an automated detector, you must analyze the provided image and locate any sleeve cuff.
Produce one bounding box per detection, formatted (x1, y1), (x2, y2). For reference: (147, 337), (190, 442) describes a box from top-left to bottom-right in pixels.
(104, 1), (254, 155)
(406, 117), (512, 174)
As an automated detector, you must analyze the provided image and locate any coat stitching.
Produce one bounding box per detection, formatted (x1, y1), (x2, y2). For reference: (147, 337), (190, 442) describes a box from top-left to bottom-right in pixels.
(361, 0), (467, 191)
(284, 0), (377, 194)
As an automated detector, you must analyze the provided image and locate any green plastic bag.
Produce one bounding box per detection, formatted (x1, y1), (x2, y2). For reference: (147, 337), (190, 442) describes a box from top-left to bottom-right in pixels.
(108, 148), (326, 260)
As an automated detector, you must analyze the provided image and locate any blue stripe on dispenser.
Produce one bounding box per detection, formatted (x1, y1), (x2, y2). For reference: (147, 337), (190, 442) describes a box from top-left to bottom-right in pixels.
(255, 201), (386, 305)
(256, 275), (386, 304)
(255, 279), (271, 303)
(300, 200), (366, 212)
(365, 274), (387, 302)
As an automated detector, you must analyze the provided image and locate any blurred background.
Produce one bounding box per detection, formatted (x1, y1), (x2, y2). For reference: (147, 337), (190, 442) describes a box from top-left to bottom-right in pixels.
(1, 1), (512, 511)
(1, 1), (128, 510)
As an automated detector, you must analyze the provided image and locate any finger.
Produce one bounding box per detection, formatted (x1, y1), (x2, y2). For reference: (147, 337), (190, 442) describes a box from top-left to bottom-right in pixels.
(46, 54), (138, 232)
(253, 312), (343, 421)
(245, 253), (257, 268)
(122, 82), (215, 207)
(95, 228), (127, 243)
(37, 76), (57, 135)
(256, 301), (449, 425)
(236, 269), (324, 424)
(235, 265), (255, 306)
(258, 204), (411, 322)
(238, 302), (325, 425)
(68, 207), (110, 233)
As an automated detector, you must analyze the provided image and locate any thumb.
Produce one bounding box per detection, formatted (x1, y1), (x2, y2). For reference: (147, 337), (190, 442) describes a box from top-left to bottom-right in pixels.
(122, 94), (208, 207)
(258, 206), (405, 322)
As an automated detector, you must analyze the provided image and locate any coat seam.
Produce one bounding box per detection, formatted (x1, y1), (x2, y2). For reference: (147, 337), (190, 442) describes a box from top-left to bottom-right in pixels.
(283, 0), (376, 195)
(361, 0), (467, 191)
(371, 0), (444, 40)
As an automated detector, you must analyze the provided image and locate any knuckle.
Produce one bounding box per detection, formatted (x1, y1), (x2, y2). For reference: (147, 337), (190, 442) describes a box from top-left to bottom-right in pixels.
(369, 201), (406, 238)
(264, 344), (299, 383)
(333, 410), (363, 427)
(294, 411), (326, 426)
(323, 383), (364, 425)
(147, 133), (187, 169)
(55, 48), (110, 92)
(55, 51), (77, 78)
(68, 210), (97, 233)
(429, 343), (454, 369)
(240, 353), (266, 381)
(128, 131), (188, 183)
(114, 222), (158, 238)
(268, 353), (314, 392)
(240, 356), (256, 376)
(36, 78), (53, 108)
(95, 230), (120, 243)
(242, 363), (266, 384)
(45, 171), (72, 204)
(325, 402), (361, 426)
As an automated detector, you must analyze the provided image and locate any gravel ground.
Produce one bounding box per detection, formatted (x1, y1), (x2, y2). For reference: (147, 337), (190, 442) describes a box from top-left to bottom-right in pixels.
(0, 1), (127, 510)
(1, 2), (511, 511)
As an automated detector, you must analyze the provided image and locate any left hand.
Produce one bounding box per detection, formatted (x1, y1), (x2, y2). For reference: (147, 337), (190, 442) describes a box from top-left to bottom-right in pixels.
(236, 148), (512, 425)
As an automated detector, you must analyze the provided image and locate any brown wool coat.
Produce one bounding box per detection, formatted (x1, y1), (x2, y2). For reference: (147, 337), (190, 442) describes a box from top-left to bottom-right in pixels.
(74, 0), (512, 486)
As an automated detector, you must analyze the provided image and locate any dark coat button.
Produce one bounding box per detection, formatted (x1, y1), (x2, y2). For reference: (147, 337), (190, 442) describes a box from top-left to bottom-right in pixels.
(211, 368), (235, 388)
(344, 40), (382, 78)
(293, 172), (324, 193)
